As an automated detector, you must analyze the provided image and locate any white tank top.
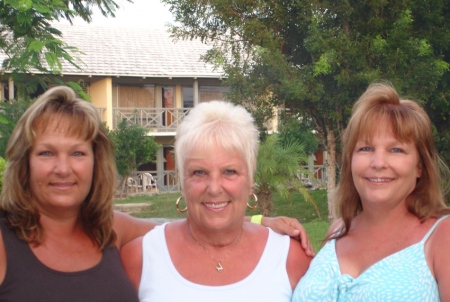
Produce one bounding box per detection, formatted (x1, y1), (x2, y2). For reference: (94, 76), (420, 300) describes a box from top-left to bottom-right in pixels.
(139, 223), (292, 302)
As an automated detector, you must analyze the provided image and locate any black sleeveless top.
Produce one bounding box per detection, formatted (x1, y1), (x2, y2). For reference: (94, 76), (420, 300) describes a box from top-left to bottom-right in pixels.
(0, 214), (139, 302)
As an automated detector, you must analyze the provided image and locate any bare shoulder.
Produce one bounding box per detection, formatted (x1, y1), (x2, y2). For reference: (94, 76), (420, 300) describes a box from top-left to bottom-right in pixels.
(427, 216), (450, 301)
(120, 235), (144, 258)
(428, 216), (450, 249)
(286, 237), (312, 290)
(120, 236), (144, 290)
(327, 218), (343, 236)
(428, 215), (450, 251)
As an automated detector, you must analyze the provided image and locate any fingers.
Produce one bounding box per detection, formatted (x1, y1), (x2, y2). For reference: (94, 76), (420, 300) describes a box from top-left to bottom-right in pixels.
(261, 216), (316, 257)
(283, 217), (316, 257)
(298, 227), (315, 257)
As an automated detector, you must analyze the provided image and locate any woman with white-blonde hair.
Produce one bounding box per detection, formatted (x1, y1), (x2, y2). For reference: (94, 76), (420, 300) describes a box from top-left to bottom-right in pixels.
(121, 100), (312, 301)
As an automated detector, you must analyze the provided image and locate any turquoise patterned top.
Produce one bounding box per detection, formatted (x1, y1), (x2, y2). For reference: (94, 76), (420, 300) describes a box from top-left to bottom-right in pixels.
(292, 216), (449, 302)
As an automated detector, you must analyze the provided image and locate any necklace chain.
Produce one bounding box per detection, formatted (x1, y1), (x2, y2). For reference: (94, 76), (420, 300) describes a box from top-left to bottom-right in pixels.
(187, 223), (243, 273)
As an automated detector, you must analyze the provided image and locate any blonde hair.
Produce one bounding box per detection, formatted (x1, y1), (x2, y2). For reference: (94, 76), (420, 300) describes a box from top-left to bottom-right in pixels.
(0, 86), (117, 249)
(332, 83), (450, 239)
(175, 101), (259, 187)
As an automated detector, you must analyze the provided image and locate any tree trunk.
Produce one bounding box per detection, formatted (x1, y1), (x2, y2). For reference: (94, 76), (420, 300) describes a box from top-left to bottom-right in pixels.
(325, 127), (338, 221)
(257, 190), (272, 217)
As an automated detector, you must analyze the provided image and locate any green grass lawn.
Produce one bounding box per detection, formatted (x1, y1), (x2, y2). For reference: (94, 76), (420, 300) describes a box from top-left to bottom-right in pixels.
(115, 189), (330, 252)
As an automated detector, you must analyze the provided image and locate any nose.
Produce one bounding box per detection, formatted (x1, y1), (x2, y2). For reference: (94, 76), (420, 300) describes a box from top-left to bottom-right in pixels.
(53, 155), (72, 176)
(370, 150), (387, 169)
(206, 174), (223, 195)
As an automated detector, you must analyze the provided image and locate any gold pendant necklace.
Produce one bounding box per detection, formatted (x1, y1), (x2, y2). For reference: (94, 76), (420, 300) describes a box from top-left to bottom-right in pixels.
(187, 223), (243, 273)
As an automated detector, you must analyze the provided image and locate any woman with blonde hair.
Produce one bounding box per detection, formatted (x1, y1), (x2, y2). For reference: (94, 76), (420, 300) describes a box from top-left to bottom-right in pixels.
(121, 100), (312, 301)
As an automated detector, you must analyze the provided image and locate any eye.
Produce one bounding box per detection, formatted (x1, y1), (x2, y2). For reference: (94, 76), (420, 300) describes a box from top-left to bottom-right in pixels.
(224, 169), (236, 175)
(193, 170), (206, 176)
(73, 151), (85, 157)
(357, 146), (372, 152)
(391, 147), (404, 153)
(38, 150), (53, 156)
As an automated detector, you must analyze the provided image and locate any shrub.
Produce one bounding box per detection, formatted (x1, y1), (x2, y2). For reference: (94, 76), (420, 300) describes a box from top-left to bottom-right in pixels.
(0, 157), (6, 194)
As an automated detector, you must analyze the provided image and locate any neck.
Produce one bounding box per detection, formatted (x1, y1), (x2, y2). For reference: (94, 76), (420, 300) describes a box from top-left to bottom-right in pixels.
(39, 213), (83, 237)
(185, 220), (243, 248)
(354, 206), (418, 232)
(185, 220), (243, 273)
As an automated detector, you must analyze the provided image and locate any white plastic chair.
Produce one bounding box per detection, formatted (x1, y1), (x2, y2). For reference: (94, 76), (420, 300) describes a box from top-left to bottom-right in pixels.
(141, 173), (158, 192)
(127, 177), (141, 192)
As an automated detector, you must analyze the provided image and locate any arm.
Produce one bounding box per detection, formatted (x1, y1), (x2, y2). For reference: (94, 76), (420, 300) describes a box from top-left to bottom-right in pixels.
(429, 217), (450, 300)
(286, 238), (312, 290)
(248, 216), (315, 257)
(113, 211), (158, 248)
(120, 236), (144, 290)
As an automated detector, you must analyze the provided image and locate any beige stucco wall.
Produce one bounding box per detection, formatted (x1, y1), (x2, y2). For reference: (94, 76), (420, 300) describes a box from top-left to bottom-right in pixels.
(90, 78), (113, 129)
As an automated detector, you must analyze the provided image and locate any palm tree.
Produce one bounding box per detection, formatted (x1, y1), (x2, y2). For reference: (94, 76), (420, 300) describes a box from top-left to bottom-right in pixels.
(254, 135), (320, 217)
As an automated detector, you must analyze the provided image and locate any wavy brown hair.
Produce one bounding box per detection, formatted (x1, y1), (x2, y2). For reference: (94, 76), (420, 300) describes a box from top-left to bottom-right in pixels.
(0, 86), (117, 249)
(331, 83), (450, 240)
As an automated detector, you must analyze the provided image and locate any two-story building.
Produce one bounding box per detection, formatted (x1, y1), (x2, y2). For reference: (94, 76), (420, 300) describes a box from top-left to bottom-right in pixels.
(1, 24), (326, 193)
(1, 24), (233, 193)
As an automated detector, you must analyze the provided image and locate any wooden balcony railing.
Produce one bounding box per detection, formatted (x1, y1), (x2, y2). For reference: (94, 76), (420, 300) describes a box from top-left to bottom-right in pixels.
(113, 108), (190, 132)
(128, 170), (179, 194)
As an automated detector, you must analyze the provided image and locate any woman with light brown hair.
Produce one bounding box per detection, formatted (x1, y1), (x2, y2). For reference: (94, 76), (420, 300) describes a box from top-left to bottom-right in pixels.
(293, 82), (450, 301)
(0, 86), (152, 301)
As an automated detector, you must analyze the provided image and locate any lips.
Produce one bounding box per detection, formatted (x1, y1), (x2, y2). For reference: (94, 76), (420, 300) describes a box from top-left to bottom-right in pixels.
(51, 182), (75, 187)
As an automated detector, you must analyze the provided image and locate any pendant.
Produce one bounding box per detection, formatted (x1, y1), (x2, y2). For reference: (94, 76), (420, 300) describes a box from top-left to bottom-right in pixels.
(216, 262), (223, 272)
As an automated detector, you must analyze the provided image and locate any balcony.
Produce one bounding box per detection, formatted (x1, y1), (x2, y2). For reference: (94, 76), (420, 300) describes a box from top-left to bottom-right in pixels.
(113, 107), (191, 132)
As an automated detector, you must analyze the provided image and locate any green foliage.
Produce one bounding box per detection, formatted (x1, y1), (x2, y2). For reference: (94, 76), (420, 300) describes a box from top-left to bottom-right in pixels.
(109, 119), (160, 184)
(164, 0), (450, 218)
(254, 134), (320, 217)
(0, 96), (34, 157)
(0, 157), (6, 194)
(277, 113), (319, 156)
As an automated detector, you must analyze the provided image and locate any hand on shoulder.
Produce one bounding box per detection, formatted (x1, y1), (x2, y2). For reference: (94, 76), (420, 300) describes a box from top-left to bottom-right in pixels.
(261, 216), (315, 257)
(287, 237), (312, 290)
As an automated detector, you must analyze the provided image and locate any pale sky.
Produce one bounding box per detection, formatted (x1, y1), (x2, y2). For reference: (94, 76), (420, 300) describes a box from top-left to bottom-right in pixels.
(59, 0), (174, 29)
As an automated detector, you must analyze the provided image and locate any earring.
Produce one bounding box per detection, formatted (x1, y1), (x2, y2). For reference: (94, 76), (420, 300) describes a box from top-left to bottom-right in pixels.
(247, 193), (258, 210)
(176, 196), (187, 213)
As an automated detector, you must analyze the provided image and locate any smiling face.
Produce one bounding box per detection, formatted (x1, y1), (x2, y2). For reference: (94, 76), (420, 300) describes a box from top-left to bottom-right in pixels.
(182, 145), (253, 232)
(29, 118), (94, 218)
(351, 128), (422, 211)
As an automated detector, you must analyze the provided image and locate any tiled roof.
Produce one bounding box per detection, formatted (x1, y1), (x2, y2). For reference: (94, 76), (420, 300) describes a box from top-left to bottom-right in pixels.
(53, 24), (223, 78)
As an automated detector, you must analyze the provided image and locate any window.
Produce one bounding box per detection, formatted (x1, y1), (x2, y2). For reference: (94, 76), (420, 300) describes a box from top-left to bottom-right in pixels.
(199, 86), (230, 103)
(113, 85), (155, 108)
(182, 86), (194, 108)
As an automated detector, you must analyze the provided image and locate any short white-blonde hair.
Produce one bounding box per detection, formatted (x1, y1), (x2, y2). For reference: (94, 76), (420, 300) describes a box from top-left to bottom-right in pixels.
(175, 101), (259, 185)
